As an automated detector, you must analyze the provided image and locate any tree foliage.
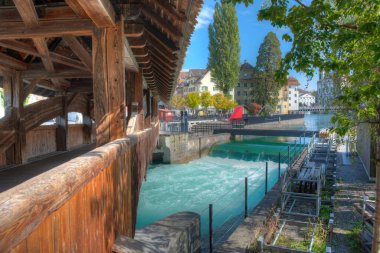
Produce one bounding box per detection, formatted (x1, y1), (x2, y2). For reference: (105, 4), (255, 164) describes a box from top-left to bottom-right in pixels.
(186, 92), (200, 111)
(200, 91), (212, 110)
(208, 2), (241, 95)
(252, 32), (282, 107)
(0, 88), (4, 107)
(170, 94), (186, 109)
(248, 102), (262, 115)
(212, 93), (237, 112)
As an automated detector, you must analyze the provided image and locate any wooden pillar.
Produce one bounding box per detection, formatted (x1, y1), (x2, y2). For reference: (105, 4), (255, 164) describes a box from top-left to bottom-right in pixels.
(83, 97), (93, 144)
(126, 70), (144, 132)
(56, 95), (68, 151)
(4, 71), (26, 164)
(92, 20), (126, 146)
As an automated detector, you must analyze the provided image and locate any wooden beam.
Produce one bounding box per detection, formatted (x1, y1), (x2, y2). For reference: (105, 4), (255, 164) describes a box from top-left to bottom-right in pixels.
(22, 69), (92, 79)
(62, 36), (92, 71)
(72, 0), (116, 27)
(93, 20), (126, 146)
(0, 19), (93, 39)
(124, 23), (144, 37)
(12, 0), (39, 27)
(141, 6), (182, 39)
(0, 40), (88, 71)
(13, 0), (67, 86)
(23, 78), (40, 101)
(55, 96), (68, 151)
(0, 53), (27, 70)
(0, 5), (81, 22)
(150, 0), (187, 22)
(65, 0), (89, 18)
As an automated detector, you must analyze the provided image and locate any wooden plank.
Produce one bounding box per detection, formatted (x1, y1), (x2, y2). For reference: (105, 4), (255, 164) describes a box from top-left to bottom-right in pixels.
(26, 214), (54, 253)
(0, 19), (93, 39)
(52, 201), (72, 252)
(62, 36), (92, 71)
(73, 0), (116, 27)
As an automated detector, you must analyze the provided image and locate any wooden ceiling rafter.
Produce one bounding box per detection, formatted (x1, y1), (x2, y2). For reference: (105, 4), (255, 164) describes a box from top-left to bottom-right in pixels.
(70, 0), (115, 28)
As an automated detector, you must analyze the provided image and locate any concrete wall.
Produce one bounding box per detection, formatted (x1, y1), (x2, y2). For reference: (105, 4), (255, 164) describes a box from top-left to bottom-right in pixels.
(245, 118), (304, 130)
(357, 123), (375, 179)
(159, 133), (230, 163)
(133, 212), (201, 253)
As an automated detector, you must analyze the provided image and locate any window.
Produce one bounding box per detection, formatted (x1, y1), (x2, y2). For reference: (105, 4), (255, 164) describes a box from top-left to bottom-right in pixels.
(294, 100), (297, 103)
(201, 86), (208, 91)
(244, 83), (247, 87)
(237, 83), (240, 87)
(289, 103), (291, 106)
(244, 91), (247, 96)
(250, 83), (253, 87)
(289, 91), (291, 94)
(237, 91), (240, 96)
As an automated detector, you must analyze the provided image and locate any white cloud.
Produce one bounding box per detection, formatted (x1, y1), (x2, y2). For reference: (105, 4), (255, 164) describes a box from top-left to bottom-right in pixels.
(195, 6), (214, 30)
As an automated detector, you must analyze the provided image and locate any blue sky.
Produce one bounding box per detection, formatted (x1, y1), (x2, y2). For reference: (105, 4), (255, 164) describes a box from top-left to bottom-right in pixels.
(183, 0), (318, 91)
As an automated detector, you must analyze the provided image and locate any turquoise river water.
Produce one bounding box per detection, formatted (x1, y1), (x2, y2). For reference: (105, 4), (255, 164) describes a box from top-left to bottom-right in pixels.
(136, 114), (333, 240)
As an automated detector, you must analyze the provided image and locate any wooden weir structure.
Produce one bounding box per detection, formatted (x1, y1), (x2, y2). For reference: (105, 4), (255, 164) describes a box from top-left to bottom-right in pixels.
(0, 0), (202, 252)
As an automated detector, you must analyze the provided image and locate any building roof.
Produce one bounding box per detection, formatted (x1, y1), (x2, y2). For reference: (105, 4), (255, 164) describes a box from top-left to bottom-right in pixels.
(240, 60), (254, 71)
(287, 76), (300, 86)
(188, 69), (207, 78)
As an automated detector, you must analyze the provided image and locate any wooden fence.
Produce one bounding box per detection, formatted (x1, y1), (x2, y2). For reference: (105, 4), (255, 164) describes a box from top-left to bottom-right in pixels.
(0, 122), (159, 253)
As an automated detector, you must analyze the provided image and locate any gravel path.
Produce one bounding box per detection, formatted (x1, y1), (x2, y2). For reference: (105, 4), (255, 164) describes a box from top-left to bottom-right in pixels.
(332, 145), (375, 253)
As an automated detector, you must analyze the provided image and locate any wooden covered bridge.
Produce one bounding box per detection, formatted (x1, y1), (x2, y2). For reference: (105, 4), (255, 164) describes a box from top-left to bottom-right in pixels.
(0, 0), (202, 252)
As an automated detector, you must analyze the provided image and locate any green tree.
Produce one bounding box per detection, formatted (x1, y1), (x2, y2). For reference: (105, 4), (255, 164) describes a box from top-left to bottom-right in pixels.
(200, 91), (212, 113)
(212, 93), (236, 112)
(208, 2), (240, 95)
(252, 32), (282, 107)
(228, 0), (380, 250)
(186, 92), (200, 113)
(170, 94), (186, 109)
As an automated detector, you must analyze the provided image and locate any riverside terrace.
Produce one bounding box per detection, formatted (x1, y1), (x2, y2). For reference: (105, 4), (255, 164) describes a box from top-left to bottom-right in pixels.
(0, 1), (202, 252)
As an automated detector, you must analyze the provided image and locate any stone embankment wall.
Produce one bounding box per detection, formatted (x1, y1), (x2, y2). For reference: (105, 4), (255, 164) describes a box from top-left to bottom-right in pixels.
(245, 118), (304, 130)
(159, 133), (230, 163)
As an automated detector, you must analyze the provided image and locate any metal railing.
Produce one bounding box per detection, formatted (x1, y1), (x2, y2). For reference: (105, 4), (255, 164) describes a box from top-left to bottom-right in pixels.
(202, 134), (310, 252)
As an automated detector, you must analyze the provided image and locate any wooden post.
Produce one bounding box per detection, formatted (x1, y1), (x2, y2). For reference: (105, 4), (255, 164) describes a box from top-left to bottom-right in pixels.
(209, 204), (213, 253)
(83, 97), (93, 144)
(4, 71), (26, 164)
(265, 161), (268, 195)
(245, 177), (248, 218)
(93, 20), (126, 146)
(56, 95), (68, 151)
(126, 70), (144, 132)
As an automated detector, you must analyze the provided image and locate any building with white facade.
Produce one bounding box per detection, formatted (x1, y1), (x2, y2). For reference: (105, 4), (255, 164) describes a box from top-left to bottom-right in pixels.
(299, 93), (315, 106)
(287, 77), (300, 111)
(175, 69), (234, 99)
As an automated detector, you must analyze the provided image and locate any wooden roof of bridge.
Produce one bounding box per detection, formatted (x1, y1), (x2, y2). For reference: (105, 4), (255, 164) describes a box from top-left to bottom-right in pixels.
(0, 0), (203, 102)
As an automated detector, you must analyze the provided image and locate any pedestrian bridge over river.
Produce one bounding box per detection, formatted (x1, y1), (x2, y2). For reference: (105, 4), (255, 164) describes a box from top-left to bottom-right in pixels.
(0, 1), (202, 252)
(214, 129), (319, 137)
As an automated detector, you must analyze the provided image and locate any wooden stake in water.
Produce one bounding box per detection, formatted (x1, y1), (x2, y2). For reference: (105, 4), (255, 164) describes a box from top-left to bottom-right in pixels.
(209, 204), (213, 253)
(245, 177), (248, 218)
(278, 152), (281, 181)
(265, 162), (268, 195)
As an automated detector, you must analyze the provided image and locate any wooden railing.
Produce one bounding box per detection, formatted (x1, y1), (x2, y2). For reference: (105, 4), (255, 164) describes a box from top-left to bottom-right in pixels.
(0, 121), (159, 253)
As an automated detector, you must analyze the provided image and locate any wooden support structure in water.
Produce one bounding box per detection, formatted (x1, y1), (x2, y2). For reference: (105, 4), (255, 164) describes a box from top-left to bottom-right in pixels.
(0, 0), (203, 252)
